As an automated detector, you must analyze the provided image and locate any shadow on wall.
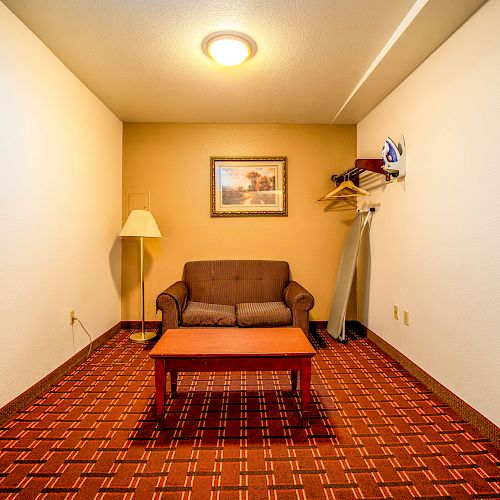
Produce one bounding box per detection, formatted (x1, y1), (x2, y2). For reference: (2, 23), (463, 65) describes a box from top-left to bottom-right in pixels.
(322, 199), (358, 212)
(109, 236), (122, 295)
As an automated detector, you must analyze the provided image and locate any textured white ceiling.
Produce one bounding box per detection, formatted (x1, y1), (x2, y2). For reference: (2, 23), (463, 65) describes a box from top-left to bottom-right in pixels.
(1, 0), (487, 123)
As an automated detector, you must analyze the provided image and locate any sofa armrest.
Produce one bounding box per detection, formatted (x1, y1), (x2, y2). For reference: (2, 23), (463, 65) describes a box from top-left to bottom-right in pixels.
(284, 281), (314, 334)
(156, 281), (188, 333)
(284, 281), (314, 310)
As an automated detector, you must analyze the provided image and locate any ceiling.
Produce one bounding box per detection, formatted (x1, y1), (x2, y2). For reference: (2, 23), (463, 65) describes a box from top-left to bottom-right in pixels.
(2, 0), (487, 124)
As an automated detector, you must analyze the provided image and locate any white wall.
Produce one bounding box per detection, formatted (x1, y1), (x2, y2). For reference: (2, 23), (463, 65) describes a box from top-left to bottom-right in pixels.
(0, 4), (122, 408)
(357, 0), (500, 425)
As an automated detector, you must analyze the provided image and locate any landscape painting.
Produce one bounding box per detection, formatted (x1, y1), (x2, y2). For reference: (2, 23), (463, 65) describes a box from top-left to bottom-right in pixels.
(211, 157), (287, 217)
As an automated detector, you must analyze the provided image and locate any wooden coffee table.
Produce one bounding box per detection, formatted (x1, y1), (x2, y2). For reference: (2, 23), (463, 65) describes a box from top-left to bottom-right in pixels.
(149, 327), (316, 427)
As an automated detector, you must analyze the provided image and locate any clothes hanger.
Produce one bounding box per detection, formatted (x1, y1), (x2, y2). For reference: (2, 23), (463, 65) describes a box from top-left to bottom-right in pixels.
(318, 173), (370, 200)
(332, 179), (370, 197)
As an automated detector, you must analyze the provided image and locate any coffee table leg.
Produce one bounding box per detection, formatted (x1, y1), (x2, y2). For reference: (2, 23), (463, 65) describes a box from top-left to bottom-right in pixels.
(155, 359), (166, 429)
(170, 371), (178, 398)
(291, 370), (298, 395)
(300, 359), (311, 427)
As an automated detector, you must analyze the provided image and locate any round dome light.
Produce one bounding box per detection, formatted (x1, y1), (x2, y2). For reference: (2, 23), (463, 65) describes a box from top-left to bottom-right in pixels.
(202, 31), (257, 66)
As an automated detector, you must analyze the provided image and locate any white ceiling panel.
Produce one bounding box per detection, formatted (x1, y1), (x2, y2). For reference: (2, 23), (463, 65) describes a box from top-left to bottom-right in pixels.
(1, 0), (488, 123)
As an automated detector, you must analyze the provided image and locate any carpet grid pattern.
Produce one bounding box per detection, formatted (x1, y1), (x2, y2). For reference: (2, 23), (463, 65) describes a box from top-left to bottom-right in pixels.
(0, 329), (498, 499)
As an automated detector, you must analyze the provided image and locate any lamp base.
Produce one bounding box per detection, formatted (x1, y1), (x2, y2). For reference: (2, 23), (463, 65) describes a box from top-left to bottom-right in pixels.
(129, 330), (157, 343)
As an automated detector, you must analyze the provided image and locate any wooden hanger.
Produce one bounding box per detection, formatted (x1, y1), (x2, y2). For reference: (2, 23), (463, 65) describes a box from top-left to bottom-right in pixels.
(319, 179), (370, 200)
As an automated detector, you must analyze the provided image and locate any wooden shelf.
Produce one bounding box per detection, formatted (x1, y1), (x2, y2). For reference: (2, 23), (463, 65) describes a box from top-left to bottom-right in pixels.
(331, 158), (390, 183)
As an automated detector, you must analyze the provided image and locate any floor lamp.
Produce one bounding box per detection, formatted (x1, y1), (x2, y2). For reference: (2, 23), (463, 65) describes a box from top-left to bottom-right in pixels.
(120, 210), (162, 343)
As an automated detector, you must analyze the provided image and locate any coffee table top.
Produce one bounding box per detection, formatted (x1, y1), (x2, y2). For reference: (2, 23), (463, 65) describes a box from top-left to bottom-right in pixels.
(149, 327), (315, 358)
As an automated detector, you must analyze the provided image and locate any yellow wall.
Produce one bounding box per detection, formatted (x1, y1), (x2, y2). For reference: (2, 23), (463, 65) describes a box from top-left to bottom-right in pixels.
(122, 123), (356, 321)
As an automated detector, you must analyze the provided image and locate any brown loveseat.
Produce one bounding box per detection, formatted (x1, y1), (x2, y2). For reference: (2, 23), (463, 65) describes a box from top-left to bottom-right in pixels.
(156, 260), (314, 335)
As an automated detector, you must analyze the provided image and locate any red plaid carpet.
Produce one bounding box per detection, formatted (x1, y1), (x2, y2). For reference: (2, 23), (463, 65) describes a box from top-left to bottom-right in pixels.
(1, 329), (498, 499)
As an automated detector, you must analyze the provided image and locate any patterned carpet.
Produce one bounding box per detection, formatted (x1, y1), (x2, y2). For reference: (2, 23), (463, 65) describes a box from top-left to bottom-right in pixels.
(0, 328), (498, 499)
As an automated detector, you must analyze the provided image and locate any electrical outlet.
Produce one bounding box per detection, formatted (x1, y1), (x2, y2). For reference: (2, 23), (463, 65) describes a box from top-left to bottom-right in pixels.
(393, 305), (399, 320)
(69, 309), (75, 325)
(403, 310), (410, 326)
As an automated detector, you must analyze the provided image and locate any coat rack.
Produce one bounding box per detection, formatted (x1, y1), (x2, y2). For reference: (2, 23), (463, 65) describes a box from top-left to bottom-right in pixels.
(318, 159), (389, 200)
(331, 158), (391, 184)
(332, 136), (406, 184)
(321, 136), (406, 201)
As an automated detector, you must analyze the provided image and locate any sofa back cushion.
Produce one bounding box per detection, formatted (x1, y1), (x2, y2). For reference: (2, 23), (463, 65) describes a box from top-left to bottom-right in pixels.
(183, 260), (289, 306)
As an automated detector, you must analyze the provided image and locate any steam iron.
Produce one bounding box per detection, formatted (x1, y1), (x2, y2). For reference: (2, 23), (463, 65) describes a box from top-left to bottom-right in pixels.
(382, 136), (406, 179)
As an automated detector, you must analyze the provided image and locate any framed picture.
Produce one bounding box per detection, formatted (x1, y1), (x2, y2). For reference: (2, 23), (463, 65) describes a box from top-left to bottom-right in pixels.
(210, 157), (287, 217)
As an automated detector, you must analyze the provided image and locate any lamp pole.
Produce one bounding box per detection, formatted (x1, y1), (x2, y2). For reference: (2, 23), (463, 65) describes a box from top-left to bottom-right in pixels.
(129, 234), (155, 343)
(140, 235), (145, 340)
(131, 235), (155, 342)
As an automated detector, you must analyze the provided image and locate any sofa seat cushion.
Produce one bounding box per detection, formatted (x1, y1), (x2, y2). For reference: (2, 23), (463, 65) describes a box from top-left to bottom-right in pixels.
(236, 302), (292, 327)
(182, 301), (236, 327)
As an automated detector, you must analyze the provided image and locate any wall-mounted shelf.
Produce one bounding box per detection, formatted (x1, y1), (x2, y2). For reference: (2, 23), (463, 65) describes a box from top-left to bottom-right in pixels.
(322, 137), (405, 200)
(331, 158), (390, 184)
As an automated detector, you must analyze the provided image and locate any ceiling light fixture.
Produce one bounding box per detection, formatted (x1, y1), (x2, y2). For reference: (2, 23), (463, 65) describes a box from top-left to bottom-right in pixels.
(202, 31), (257, 66)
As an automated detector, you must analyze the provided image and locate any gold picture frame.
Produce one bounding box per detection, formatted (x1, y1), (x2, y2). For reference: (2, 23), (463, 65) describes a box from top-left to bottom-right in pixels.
(210, 156), (287, 217)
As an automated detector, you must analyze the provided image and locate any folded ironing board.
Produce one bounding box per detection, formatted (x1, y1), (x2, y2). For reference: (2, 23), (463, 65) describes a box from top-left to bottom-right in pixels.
(327, 210), (372, 342)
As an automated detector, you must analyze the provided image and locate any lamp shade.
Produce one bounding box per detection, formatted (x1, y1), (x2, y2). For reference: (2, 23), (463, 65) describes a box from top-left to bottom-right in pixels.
(120, 210), (161, 238)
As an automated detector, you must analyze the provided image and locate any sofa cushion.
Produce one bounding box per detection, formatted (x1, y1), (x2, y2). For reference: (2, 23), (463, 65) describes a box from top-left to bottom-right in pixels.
(182, 301), (236, 327)
(236, 302), (292, 327)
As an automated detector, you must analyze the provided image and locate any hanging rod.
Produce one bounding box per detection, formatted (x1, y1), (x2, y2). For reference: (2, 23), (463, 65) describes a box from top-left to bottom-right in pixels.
(331, 158), (390, 183)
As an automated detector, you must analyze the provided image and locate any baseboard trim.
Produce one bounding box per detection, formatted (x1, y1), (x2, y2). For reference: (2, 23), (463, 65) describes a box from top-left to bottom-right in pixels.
(0, 322), (121, 427)
(121, 320), (162, 330)
(353, 321), (499, 448)
(124, 320), (328, 332)
(310, 320), (327, 330)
